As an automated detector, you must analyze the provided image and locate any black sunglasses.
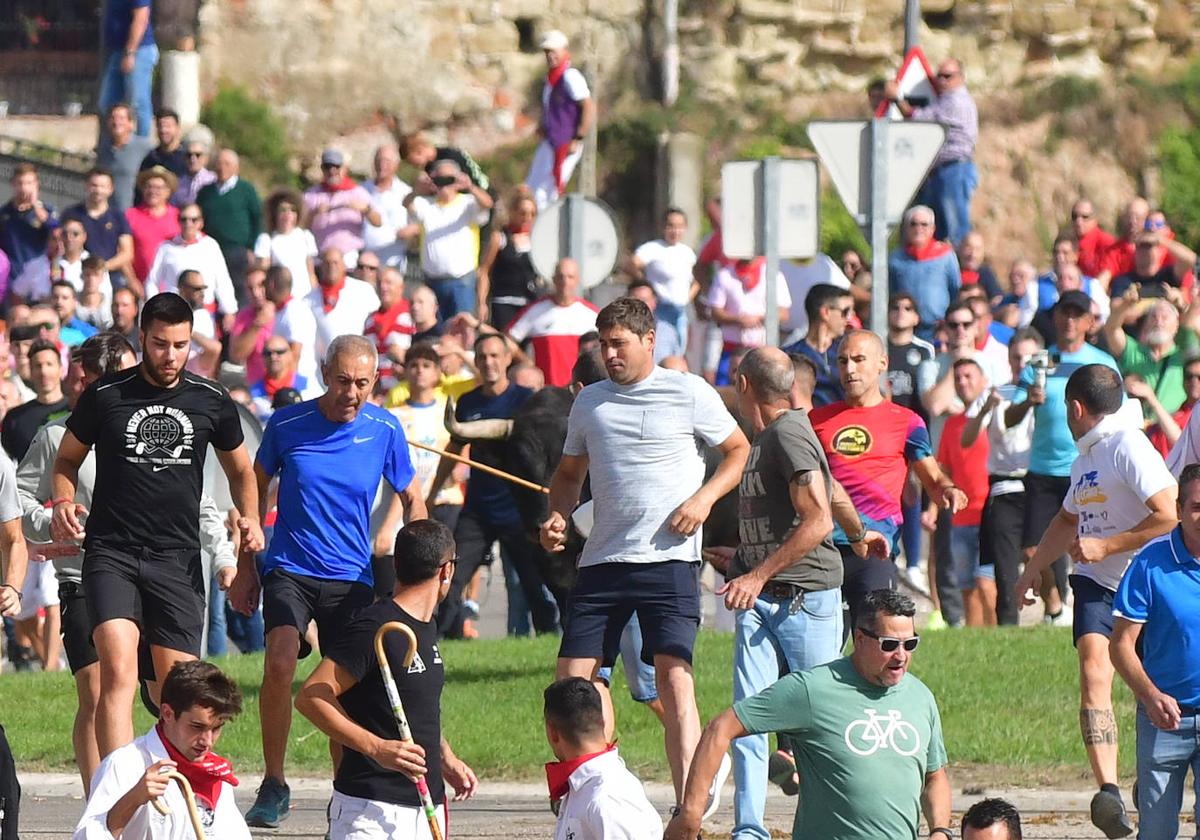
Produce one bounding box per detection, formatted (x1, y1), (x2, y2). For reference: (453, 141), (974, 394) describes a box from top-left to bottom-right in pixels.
(860, 627), (920, 652)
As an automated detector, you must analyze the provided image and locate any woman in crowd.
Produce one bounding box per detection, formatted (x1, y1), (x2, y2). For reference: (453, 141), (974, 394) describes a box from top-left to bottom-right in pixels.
(254, 188), (318, 300)
(476, 189), (541, 329)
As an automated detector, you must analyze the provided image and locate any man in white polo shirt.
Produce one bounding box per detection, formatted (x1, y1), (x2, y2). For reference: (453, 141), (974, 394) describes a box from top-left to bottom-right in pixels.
(403, 159), (494, 321)
(1015, 363), (1176, 839)
(629, 208), (697, 352)
(506, 258), (598, 388)
(304, 247), (380, 373)
(541, 296), (750, 811)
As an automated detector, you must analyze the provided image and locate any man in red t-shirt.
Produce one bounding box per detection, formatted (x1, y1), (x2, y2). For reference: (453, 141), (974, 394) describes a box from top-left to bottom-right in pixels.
(1070, 198), (1116, 280)
(935, 358), (994, 626)
(505, 258), (598, 387)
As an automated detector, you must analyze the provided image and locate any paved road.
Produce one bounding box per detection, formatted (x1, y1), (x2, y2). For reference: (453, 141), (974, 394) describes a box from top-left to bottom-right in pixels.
(18, 773), (1192, 838)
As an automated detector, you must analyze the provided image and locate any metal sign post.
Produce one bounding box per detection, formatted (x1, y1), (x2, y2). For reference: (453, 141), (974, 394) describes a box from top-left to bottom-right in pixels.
(904, 0), (921, 55)
(760, 157), (781, 348)
(868, 118), (890, 337)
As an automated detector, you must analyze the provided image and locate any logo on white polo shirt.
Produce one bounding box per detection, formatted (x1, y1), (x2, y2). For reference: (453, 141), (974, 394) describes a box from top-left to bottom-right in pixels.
(1072, 470), (1108, 507)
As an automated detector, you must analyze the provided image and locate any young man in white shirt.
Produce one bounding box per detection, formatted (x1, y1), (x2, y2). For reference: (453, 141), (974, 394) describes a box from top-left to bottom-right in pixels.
(542, 297), (749, 810)
(74, 660), (251, 840)
(545, 677), (663, 840)
(1015, 363), (1177, 839)
(144, 204), (238, 330)
(629, 208), (697, 352)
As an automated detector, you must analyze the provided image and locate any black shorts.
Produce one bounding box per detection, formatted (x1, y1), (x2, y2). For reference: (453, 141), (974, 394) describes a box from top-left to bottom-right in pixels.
(1069, 573), (1115, 646)
(262, 568), (374, 656)
(82, 542), (205, 657)
(1021, 473), (1071, 549)
(58, 580), (97, 675)
(559, 561), (700, 667)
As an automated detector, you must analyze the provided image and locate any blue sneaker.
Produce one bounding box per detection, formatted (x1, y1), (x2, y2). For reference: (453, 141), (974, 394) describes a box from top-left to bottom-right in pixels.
(246, 777), (290, 827)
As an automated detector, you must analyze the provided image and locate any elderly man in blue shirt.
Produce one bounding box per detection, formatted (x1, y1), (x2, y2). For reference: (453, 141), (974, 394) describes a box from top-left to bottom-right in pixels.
(888, 205), (960, 342)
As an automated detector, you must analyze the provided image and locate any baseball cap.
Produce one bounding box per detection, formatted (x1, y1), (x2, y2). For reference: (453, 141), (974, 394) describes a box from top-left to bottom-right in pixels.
(539, 29), (569, 51)
(1054, 289), (1092, 313)
(320, 148), (344, 167)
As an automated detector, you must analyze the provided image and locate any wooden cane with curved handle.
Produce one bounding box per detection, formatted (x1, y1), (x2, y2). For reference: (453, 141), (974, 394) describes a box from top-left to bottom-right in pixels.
(375, 621), (444, 840)
(150, 770), (206, 840)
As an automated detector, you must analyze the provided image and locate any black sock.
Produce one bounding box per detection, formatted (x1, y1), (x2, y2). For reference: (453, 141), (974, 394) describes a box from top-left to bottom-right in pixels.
(1047, 608), (1062, 619)
(1100, 783), (1121, 798)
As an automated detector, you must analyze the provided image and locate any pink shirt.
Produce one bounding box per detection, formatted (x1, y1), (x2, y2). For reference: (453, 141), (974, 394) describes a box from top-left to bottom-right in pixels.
(233, 305), (275, 383)
(125, 204), (181, 281)
(304, 185), (372, 255)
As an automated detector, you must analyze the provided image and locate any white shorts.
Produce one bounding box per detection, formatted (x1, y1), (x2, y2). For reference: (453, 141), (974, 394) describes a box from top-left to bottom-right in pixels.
(17, 560), (59, 621)
(525, 140), (583, 211)
(329, 789), (448, 840)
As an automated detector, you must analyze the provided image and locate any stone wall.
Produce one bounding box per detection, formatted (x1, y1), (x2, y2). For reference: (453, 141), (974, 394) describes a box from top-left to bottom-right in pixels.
(197, 0), (1200, 154)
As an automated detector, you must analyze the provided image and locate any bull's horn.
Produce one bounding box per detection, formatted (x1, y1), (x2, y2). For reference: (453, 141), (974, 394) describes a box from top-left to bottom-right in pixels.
(444, 397), (513, 440)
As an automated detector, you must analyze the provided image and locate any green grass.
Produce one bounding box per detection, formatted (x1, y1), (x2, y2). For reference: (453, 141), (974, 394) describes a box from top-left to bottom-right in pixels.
(0, 628), (1135, 783)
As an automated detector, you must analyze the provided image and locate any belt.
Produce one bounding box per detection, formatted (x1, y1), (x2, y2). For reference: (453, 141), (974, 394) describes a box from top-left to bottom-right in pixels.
(935, 157), (972, 170)
(760, 580), (805, 600)
(1178, 705), (1200, 717)
(988, 474), (1025, 484)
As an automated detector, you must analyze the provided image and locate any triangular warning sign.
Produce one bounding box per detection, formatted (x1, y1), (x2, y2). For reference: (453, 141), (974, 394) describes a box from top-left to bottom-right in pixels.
(876, 47), (937, 120)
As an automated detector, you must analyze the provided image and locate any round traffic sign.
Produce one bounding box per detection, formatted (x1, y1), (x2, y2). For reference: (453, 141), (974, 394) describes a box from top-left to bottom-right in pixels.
(530, 195), (620, 290)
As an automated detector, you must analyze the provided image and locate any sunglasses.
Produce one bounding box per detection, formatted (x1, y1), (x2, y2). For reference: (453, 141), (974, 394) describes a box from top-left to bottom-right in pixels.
(263, 348), (290, 356)
(947, 320), (974, 329)
(321, 163), (340, 170)
(860, 627), (920, 652)
(35, 322), (56, 331)
(936, 71), (957, 79)
(180, 215), (202, 223)
(1186, 373), (1200, 382)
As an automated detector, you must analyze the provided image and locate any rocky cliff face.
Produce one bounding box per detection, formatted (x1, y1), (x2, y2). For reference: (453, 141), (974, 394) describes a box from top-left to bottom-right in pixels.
(199, 0), (1200, 152)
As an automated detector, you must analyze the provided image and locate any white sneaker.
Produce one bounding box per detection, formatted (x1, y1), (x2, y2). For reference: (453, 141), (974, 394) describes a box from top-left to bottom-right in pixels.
(1044, 604), (1074, 627)
(702, 752), (732, 821)
(897, 566), (931, 597)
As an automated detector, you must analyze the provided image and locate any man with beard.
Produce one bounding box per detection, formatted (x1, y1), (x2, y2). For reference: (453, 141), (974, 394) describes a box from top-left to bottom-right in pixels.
(51, 293), (264, 760)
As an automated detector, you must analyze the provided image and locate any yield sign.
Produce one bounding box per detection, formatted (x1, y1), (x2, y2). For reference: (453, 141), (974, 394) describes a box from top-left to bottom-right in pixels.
(876, 46), (937, 120)
(806, 120), (946, 226)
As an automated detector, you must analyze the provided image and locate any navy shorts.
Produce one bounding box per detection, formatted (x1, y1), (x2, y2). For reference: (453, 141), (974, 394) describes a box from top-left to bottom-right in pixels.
(1069, 573), (1115, 646)
(262, 568), (374, 657)
(559, 560), (701, 667)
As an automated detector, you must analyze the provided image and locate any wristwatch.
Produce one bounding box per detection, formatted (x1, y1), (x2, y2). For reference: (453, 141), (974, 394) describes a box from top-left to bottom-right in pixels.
(847, 525), (868, 543)
(930, 828), (954, 839)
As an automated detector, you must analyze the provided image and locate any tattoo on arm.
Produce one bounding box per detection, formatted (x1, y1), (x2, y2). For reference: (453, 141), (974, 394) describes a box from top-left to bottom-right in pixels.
(791, 471), (816, 487)
(1080, 708), (1118, 745)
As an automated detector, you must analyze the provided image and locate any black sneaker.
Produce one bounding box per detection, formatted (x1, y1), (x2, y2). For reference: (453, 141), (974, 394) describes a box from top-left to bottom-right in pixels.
(1090, 788), (1133, 838)
(246, 776), (291, 828)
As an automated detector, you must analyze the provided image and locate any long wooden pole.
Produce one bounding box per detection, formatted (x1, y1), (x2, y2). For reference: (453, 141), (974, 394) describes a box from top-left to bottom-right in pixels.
(407, 439), (550, 494)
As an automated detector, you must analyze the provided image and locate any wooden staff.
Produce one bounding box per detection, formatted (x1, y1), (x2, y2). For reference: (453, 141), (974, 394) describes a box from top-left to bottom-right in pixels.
(150, 770), (206, 840)
(407, 439), (549, 494)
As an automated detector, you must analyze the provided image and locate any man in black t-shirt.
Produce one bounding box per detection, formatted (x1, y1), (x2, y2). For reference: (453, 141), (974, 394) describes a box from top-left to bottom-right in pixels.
(296, 520), (478, 838)
(1, 339), (69, 461)
(51, 293), (265, 760)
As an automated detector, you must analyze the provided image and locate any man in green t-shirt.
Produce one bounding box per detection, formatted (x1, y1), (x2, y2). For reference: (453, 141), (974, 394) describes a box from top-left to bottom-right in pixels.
(664, 590), (951, 840)
(1103, 288), (1200, 419)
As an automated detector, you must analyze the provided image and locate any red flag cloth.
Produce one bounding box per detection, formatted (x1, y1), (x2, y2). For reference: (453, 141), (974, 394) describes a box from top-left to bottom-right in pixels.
(545, 743), (616, 802)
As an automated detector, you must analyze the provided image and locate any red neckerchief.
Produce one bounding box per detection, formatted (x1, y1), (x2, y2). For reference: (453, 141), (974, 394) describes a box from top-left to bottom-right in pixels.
(545, 743), (615, 801)
(974, 333), (988, 351)
(262, 369), (296, 398)
(508, 223), (532, 236)
(320, 176), (357, 193)
(547, 53), (571, 88)
(961, 268), (980, 285)
(904, 240), (953, 261)
(321, 278), (346, 313)
(734, 257), (765, 292)
(155, 723), (238, 810)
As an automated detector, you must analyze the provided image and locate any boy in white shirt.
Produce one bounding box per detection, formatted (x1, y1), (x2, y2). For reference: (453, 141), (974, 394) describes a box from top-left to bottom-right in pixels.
(545, 677), (663, 840)
(629, 208), (697, 349)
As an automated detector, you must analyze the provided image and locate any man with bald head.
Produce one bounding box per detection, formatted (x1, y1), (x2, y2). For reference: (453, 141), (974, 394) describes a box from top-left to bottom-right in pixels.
(230, 334), (426, 827)
(723, 346), (845, 837)
(362, 143), (413, 271)
(506, 257), (599, 387)
(810, 331), (967, 631)
(196, 148), (262, 306)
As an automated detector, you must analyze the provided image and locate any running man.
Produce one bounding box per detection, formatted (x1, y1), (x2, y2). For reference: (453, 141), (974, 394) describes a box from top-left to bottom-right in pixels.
(51, 293), (264, 759)
(230, 334), (425, 828)
(297, 520), (477, 839)
(808, 330), (966, 630)
(1014, 364), (1176, 838)
(541, 297), (750, 808)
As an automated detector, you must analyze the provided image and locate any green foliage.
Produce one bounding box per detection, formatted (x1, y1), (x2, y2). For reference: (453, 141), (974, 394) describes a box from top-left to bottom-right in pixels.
(1019, 75), (1103, 122)
(1159, 124), (1200, 251)
(200, 84), (293, 188)
(820, 187), (869, 262)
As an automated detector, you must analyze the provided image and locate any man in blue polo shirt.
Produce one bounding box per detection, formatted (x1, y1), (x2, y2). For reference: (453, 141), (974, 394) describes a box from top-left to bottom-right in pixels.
(0, 164), (58, 286)
(1112, 463), (1200, 840)
(1005, 290), (1120, 624)
(228, 334), (425, 828)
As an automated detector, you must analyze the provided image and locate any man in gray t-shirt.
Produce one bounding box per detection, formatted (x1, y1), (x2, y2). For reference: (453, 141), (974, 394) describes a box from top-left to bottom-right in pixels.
(720, 347), (846, 836)
(0, 455), (30, 619)
(542, 297), (749, 808)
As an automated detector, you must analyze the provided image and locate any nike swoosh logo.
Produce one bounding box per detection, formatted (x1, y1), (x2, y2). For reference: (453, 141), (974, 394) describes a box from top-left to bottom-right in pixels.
(153, 465), (168, 472)
(353, 436), (373, 444)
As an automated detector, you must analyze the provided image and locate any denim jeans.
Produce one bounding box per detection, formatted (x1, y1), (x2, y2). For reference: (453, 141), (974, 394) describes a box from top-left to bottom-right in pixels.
(916, 159), (977, 246)
(1135, 704), (1200, 839)
(733, 587), (843, 840)
(949, 524), (981, 590)
(207, 577), (228, 657)
(98, 44), (159, 137)
(596, 613), (659, 703)
(655, 301), (690, 355)
(427, 271), (477, 322)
